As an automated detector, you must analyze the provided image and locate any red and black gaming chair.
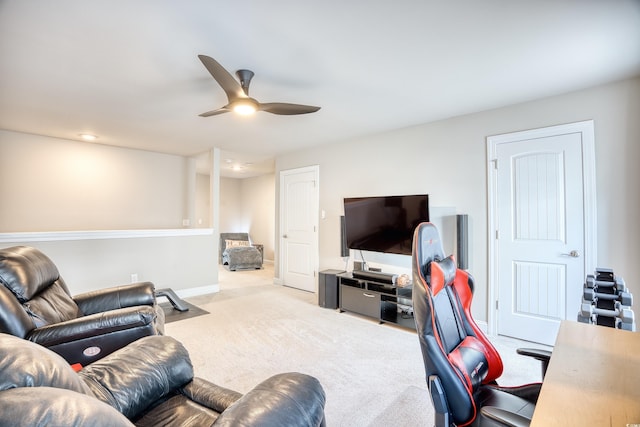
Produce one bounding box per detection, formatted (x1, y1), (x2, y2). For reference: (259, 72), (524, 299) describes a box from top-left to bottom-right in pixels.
(412, 222), (550, 427)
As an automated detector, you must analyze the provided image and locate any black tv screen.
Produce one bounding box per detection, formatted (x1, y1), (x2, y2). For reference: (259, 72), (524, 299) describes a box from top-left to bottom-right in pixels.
(343, 194), (429, 255)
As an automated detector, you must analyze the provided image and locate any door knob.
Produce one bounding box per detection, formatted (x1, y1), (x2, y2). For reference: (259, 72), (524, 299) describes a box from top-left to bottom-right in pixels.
(562, 250), (580, 258)
(282, 234), (288, 238)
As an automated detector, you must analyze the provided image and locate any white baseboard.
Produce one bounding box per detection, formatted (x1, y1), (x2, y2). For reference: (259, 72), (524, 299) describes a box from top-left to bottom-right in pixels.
(161, 284), (219, 300)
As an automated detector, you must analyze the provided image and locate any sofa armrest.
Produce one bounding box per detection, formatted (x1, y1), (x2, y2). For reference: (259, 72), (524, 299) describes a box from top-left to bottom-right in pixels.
(80, 335), (193, 420)
(27, 305), (158, 347)
(74, 282), (156, 315)
(180, 377), (243, 414)
(213, 373), (326, 427)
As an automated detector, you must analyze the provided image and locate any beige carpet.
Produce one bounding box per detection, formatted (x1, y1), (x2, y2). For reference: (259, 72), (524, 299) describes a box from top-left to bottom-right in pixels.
(165, 264), (549, 426)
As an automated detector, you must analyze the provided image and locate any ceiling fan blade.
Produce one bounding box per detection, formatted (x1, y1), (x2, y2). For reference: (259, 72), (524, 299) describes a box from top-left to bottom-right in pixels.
(199, 107), (231, 117)
(259, 103), (321, 115)
(198, 55), (245, 102)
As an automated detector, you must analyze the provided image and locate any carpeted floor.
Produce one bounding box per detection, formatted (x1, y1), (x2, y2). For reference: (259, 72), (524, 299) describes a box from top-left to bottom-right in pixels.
(165, 264), (550, 426)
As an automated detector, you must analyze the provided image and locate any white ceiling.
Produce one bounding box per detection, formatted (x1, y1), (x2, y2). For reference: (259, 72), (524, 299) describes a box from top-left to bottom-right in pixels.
(1, 1), (639, 177)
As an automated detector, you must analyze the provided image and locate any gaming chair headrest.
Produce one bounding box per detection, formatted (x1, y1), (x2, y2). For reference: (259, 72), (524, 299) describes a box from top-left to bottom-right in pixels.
(430, 256), (457, 295)
(414, 222), (445, 266)
(412, 222), (447, 287)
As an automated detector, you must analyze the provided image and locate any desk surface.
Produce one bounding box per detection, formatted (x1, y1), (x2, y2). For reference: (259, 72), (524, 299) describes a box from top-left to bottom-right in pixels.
(531, 320), (640, 426)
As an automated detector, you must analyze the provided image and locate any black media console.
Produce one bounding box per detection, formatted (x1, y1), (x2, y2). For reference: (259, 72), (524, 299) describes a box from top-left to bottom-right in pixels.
(337, 271), (415, 330)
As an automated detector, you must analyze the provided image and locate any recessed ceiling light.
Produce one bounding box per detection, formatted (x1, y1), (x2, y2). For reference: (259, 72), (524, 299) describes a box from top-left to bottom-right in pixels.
(79, 133), (98, 141)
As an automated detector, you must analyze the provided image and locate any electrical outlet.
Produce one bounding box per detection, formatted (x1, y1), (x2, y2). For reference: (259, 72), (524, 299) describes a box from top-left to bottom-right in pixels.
(131, 273), (138, 283)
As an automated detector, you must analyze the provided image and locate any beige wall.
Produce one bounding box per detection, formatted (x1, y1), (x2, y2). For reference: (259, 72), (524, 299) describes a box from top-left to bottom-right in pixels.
(0, 131), (187, 231)
(0, 131), (219, 294)
(195, 172), (211, 227)
(276, 76), (640, 322)
(219, 177), (243, 233)
(243, 174), (276, 261)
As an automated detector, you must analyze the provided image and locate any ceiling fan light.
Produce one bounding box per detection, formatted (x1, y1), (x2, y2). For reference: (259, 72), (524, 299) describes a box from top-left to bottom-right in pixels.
(233, 102), (257, 115)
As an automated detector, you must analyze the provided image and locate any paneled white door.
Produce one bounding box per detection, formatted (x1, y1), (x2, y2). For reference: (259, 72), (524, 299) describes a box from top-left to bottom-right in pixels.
(279, 166), (318, 292)
(489, 121), (596, 346)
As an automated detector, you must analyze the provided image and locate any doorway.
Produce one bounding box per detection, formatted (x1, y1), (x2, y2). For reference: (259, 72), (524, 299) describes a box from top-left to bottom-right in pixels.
(487, 121), (597, 345)
(279, 165), (319, 292)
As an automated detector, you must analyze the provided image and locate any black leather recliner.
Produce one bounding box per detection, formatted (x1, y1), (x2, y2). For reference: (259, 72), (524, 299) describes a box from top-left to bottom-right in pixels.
(0, 245), (165, 366)
(0, 333), (326, 426)
(412, 222), (550, 427)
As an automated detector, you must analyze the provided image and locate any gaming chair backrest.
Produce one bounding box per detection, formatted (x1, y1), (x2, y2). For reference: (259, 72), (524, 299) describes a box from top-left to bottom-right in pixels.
(412, 222), (504, 426)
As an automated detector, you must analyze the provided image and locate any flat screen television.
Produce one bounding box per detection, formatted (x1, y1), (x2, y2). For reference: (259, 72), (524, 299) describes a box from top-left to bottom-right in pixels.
(343, 194), (429, 255)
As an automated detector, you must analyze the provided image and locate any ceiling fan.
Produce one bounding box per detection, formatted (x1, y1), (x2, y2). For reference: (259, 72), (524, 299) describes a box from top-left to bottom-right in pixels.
(198, 54), (320, 117)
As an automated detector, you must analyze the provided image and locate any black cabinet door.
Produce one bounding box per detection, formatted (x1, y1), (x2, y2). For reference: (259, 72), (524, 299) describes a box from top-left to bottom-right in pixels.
(340, 285), (380, 319)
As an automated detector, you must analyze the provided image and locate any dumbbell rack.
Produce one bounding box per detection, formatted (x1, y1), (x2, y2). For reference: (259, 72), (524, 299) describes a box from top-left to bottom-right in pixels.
(578, 268), (635, 331)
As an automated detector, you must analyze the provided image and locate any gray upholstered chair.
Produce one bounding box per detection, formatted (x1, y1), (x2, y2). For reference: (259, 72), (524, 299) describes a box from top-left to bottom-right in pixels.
(219, 232), (263, 271)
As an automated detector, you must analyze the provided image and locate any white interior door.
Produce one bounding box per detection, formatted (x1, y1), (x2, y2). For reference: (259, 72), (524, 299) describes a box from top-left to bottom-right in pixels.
(488, 121), (596, 346)
(279, 166), (318, 292)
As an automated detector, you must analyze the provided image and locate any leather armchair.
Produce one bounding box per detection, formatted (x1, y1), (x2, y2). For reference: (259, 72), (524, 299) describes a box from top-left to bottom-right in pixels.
(411, 223), (550, 426)
(0, 333), (326, 427)
(0, 245), (165, 366)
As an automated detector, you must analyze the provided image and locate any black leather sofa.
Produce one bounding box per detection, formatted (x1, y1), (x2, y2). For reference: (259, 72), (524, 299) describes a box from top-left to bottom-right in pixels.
(0, 333), (327, 426)
(0, 245), (165, 365)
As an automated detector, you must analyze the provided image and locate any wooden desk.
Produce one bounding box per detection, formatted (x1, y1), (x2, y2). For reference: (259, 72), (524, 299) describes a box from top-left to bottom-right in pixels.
(531, 320), (640, 426)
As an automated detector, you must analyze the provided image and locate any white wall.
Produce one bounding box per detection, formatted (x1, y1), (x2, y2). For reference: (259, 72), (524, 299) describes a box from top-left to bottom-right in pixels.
(276, 76), (640, 322)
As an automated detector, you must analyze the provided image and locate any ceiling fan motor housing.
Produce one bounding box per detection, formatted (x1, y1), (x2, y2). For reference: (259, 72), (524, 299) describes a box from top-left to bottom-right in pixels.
(236, 69), (254, 95)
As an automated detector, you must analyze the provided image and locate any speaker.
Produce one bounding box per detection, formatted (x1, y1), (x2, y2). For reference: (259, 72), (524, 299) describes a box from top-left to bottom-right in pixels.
(318, 269), (343, 309)
(456, 214), (469, 270)
(340, 215), (349, 257)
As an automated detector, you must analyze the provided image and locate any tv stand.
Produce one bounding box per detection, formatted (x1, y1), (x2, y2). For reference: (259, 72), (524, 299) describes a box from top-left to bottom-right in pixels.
(338, 272), (415, 330)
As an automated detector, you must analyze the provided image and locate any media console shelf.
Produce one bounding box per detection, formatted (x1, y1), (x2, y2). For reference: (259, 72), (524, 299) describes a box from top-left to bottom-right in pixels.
(337, 272), (415, 330)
